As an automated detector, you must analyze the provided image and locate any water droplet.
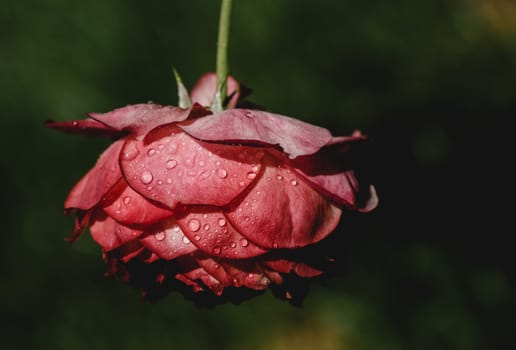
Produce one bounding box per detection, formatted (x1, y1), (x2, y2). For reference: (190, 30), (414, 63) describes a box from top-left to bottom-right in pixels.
(122, 143), (139, 161)
(217, 218), (226, 227)
(157, 180), (163, 185)
(182, 236), (191, 244)
(123, 196), (131, 205)
(215, 161), (221, 166)
(290, 179), (298, 186)
(167, 178), (172, 184)
(256, 191), (261, 195)
(245, 111), (254, 118)
(72, 121), (78, 126)
(147, 148), (156, 156)
(158, 144), (165, 150)
(155, 231), (166, 241)
(217, 169), (228, 178)
(244, 216), (250, 222)
(194, 234), (201, 241)
(272, 242), (279, 248)
(162, 137), (171, 143)
(230, 242), (236, 248)
(251, 165), (259, 172)
(165, 159), (177, 169)
(246, 172), (257, 180)
(212, 246), (221, 255)
(238, 181), (246, 187)
(140, 171), (153, 185)
(240, 239), (249, 247)
(172, 225), (180, 232)
(188, 219), (201, 232)
(203, 224), (210, 231)
(276, 175), (283, 180)
(198, 160), (205, 167)
(168, 142), (178, 153)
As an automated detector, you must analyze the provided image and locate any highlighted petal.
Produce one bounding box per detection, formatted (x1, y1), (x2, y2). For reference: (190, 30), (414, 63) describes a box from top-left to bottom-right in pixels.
(102, 180), (174, 227)
(120, 126), (264, 210)
(176, 207), (267, 259)
(227, 155), (342, 249)
(179, 109), (332, 158)
(190, 72), (240, 108)
(89, 211), (143, 251)
(88, 104), (192, 136)
(139, 219), (198, 260)
(65, 139), (124, 211)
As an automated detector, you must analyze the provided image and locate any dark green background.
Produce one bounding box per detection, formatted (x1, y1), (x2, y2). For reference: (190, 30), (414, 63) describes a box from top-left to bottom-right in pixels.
(1, 0), (514, 349)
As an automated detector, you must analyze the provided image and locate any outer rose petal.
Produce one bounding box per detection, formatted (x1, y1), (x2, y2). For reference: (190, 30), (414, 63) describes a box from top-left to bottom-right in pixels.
(264, 259), (323, 278)
(227, 155), (342, 249)
(88, 104), (192, 136)
(65, 139), (124, 211)
(175, 207), (267, 259)
(139, 219), (198, 260)
(120, 126), (264, 210)
(189, 73), (240, 108)
(101, 179), (174, 227)
(178, 109), (332, 158)
(89, 211), (143, 251)
(45, 118), (123, 138)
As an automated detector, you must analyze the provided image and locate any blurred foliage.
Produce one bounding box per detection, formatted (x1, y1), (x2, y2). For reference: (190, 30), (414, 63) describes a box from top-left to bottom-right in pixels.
(1, 0), (514, 349)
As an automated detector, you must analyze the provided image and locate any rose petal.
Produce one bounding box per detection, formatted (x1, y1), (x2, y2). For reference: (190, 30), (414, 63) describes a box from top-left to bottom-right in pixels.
(65, 139), (124, 211)
(189, 72), (240, 108)
(264, 259), (323, 278)
(45, 118), (123, 137)
(88, 104), (192, 136)
(102, 179), (174, 227)
(89, 211), (142, 251)
(120, 126), (264, 210)
(139, 219), (198, 260)
(227, 155), (342, 249)
(179, 109), (332, 158)
(176, 207), (267, 259)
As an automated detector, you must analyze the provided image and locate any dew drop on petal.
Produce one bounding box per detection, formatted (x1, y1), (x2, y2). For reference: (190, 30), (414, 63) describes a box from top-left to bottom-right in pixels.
(182, 236), (191, 244)
(194, 234), (201, 241)
(122, 143), (139, 161)
(240, 238), (249, 247)
(165, 159), (177, 169)
(188, 219), (201, 232)
(276, 175), (283, 181)
(238, 181), (246, 187)
(272, 242), (279, 248)
(198, 160), (205, 167)
(157, 144), (165, 150)
(245, 111), (254, 118)
(203, 224), (210, 231)
(157, 180), (163, 185)
(230, 242), (236, 248)
(290, 179), (298, 186)
(147, 148), (156, 156)
(244, 216), (250, 222)
(168, 142), (178, 153)
(246, 172), (257, 180)
(217, 218), (226, 227)
(140, 171), (153, 185)
(172, 225), (181, 232)
(123, 196), (131, 205)
(212, 246), (221, 255)
(251, 165), (259, 173)
(217, 169), (228, 178)
(155, 231), (166, 241)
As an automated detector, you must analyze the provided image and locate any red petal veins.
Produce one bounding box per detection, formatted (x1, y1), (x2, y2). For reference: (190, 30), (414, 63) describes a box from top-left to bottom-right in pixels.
(101, 179), (174, 227)
(119, 126), (265, 210)
(227, 155), (342, 249)
(178, 109), (332, 158)
(88, 104), (192, 136)
(45, 118), (123, 137)
(65, 139), (124, 211)
(189, 72), (240, 108)
(175, 207), (267, 259)
(139, 219), (198, 260)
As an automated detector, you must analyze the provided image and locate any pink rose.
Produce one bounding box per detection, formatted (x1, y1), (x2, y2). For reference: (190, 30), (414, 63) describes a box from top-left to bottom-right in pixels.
(47, 73), (377, 304)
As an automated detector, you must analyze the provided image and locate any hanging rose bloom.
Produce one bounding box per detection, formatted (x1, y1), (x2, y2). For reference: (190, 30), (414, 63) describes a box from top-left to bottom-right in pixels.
(47, 73), (377, 304)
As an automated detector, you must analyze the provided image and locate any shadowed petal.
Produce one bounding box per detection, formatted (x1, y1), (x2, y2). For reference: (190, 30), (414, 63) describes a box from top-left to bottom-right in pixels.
(45, 118), (124, 138)
(89, 210), (143, 251)
(65, 139), (124, 211)
(179, 109), (332, 158)
(227, 155), (342, 249)
(120, 126), (264, 210)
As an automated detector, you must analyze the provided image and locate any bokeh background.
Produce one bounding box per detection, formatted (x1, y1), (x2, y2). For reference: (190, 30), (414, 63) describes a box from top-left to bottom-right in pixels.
(1, 0), (514, 349)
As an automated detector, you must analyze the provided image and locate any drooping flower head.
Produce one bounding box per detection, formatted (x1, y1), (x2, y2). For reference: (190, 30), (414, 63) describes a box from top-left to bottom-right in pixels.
(47, 73), (377, 305)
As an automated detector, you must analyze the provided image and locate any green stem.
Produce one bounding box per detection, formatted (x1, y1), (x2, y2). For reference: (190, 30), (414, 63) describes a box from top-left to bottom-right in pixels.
(212, 0), (233, 113)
